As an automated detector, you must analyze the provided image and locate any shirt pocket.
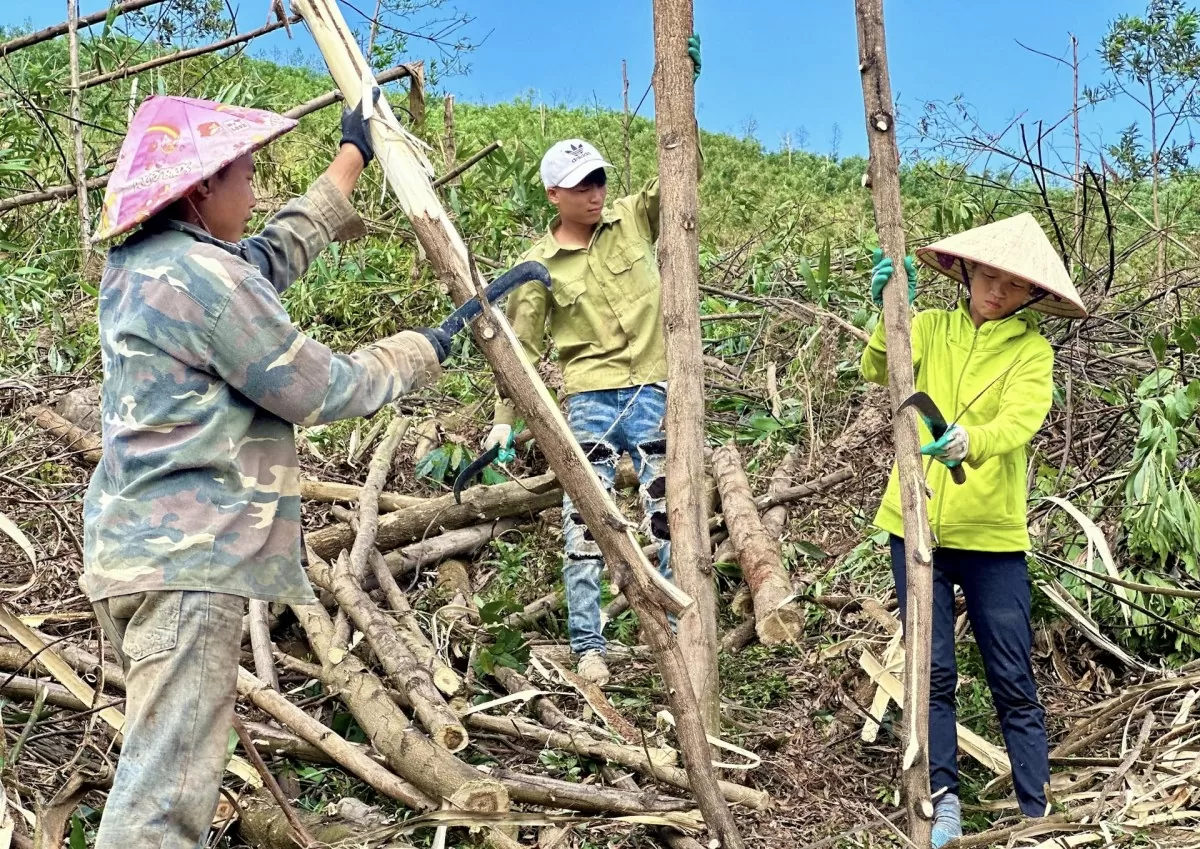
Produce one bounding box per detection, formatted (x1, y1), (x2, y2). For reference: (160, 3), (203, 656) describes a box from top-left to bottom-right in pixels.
(551, 274), (587, 309)
(603, 239), (656, 302)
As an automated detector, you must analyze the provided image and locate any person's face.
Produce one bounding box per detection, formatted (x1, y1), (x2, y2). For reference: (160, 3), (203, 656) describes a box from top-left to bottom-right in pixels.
(189, 153), (257, 242)
(969, 264), (1032, 323)
(547, 169), (607, 227)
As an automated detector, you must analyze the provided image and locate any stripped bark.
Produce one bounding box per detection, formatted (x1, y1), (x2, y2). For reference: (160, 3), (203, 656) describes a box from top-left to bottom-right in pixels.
(329, 551), (467, 751)
(653, 0), (721, 741)
(711, 443), (802, 645)
(306, 473), (559, 559)
(854, 1), (935, 841)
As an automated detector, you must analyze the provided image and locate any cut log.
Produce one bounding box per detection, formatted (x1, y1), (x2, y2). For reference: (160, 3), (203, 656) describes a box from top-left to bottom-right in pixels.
(381, 521), (518, 583)
(291, 595), (507, 809)
(24, 406), (102, 463)
(854, 1), (936, 842)
(467, 713), (769, 810)
(369, 549), (463, 697)
(299, 478), (424, 512)
(248, 600), (279, 691)
(237, 667), (435, 810)
(711, 444), (802, 645)
(238, 790), (367, 849)
(435, 558), (472, 600)
(306, 473), (560, 559)
(347, 416), (411, 582)
(328, 551), (467, 752)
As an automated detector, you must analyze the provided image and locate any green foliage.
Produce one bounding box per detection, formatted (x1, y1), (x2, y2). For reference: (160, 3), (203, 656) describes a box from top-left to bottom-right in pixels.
(473, 596), (530, 676)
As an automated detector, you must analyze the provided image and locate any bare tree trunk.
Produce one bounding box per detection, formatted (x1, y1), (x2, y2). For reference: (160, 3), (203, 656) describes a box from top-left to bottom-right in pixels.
(652, 0), (721, 740)
(290, 6), (739, 842)
(66, 0), (90, 265)
(442, 94), (457, 176)
(853, 1), (935, 843)
(711, 443), (801, 645)
(248, 601), (279, 691)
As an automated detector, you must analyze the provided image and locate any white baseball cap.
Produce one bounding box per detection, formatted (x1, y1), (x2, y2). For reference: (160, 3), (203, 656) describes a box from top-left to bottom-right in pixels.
(540, 139), (613, 188)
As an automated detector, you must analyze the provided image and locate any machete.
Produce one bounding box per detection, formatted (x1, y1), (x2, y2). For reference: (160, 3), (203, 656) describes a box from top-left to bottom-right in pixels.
(452, 432), (516, 504)
(438, 260), (551, 338)
(898, 391), (967, 485)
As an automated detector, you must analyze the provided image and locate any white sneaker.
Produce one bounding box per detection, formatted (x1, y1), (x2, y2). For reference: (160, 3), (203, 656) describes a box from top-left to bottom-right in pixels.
(576, 650), (610, 686)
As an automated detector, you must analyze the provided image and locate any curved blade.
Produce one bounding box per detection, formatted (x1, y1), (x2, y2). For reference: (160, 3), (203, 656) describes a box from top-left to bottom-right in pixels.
(453, 444), (500, 504)
(439, 261), (552, 338)
(898, 391), (967, 486)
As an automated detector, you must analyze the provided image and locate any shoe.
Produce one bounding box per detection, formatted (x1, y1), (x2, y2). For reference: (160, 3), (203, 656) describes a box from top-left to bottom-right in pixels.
(930, 792), (962, 848)
(576, 650), (610, 686)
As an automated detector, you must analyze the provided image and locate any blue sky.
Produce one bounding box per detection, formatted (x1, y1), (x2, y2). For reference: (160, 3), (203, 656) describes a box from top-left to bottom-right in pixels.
(3, 0), (1148, 161)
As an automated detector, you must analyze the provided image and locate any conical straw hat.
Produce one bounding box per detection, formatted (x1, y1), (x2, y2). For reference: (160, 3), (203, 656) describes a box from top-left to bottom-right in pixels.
(914, 213), (1088, 319)
(95, 95), (296, 242)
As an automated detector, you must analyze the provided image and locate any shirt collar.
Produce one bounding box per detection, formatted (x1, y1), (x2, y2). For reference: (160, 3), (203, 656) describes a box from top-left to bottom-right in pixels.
(538, 205), (624, 259)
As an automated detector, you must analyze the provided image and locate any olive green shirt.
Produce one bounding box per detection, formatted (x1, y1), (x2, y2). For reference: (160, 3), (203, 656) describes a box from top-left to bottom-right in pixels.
(495, 179), (667, 425)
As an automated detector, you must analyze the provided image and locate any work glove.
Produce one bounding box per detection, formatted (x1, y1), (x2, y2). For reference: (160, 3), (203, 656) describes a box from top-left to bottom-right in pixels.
(416, 326), (452, 364)
(870, 248), (917, 307)
(931, 793), (962, 848)
(484, 423), (512, 452)
(688, 33), (701, 82)
(921, 424), (969, 467)
(340, 87), (379, 166)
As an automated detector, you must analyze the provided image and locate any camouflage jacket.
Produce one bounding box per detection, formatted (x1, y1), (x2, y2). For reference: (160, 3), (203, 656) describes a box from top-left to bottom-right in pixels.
(82, 175), (440, 605)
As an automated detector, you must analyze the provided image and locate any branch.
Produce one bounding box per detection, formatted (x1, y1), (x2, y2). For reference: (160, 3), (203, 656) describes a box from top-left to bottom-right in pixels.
(0, 0), (168, 59)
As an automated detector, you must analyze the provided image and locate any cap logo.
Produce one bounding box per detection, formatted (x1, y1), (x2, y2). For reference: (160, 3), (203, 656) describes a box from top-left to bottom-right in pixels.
(566, 142), (588, 163)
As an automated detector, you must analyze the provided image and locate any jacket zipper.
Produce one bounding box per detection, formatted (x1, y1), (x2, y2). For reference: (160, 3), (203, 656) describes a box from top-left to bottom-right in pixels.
(935, 322), (980, 541)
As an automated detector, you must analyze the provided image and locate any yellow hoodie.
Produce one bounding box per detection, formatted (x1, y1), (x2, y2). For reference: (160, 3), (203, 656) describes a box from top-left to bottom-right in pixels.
(861, 300), (1054, 552)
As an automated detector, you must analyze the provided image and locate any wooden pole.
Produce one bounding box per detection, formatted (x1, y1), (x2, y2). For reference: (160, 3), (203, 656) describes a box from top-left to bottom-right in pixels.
(853, 1), (935, 844)
(0, 0), (167, 59)
(290, 3), (739, 844)
(66, 0), (91, 265)
(652, 0), (721, 738)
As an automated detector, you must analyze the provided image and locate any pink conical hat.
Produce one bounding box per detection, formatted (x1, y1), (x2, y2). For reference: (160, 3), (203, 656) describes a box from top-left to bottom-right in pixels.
(94, 95), (297, 242)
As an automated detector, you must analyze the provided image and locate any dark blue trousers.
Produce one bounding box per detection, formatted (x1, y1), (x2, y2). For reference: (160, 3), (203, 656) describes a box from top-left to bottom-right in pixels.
(889, 535), (1050, 817)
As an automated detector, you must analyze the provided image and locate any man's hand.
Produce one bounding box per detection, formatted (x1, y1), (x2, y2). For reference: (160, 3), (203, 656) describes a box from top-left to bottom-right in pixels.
(340, 88), (379, 167)
(484, 423), (512, 452)
(416, 327), (452, 364)
(921, 424), (969, 466)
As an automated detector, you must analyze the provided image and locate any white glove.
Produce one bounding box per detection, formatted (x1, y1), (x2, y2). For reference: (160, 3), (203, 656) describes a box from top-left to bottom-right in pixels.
(484, 423), (512, 451)
(936, 425), (970, 464)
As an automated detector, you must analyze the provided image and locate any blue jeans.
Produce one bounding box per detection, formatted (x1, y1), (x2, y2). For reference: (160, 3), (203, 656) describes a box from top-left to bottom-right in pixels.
(563, 384), (673, 655)
(890, 536), (1050, 817)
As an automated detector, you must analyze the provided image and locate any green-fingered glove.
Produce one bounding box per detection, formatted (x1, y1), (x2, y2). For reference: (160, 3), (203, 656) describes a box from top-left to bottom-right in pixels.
(869, 248), (918, 307)
(920, 424), (969, 468)
(688, 34), (701, 82)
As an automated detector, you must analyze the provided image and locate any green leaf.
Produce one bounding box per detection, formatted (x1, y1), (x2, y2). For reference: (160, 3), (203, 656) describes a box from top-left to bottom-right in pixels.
(817, 238), (831, 286)
(1150, 332), (1168, 363)
(70, 815), (87, 849)
(797, 257), (816, 289)
(794, 540), (829, 560)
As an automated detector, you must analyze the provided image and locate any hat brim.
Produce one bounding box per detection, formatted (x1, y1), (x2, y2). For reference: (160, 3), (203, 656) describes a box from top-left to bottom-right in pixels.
(914, 248), (1089, 319)
(553, 157), (613, 189)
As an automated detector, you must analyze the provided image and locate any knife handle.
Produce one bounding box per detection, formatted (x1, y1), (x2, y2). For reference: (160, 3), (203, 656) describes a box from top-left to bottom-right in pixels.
(949, 464), (967, 486)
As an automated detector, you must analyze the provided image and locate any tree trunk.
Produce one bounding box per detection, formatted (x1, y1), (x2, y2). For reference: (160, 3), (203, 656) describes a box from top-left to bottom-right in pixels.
(289, 6), (744, 841)
(711, 443), (801, 645)
(328, 551), (467, 752)
(652, 0), (721, 740)
(248, 601), (279, 691)
(66, 0), (90, 265)
(305, 472), (560, 559)
(853, 1), (935, 843)
(442, 94), (457, 176)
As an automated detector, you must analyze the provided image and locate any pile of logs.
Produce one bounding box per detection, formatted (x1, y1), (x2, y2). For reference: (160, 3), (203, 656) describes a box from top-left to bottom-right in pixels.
(5, 393), (852, 848)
